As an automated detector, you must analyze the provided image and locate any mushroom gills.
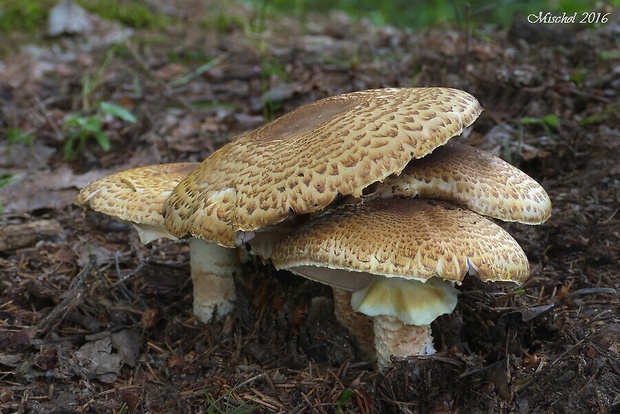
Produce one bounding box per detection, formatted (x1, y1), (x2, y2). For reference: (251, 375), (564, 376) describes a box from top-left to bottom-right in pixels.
(283, 266), (376, 291)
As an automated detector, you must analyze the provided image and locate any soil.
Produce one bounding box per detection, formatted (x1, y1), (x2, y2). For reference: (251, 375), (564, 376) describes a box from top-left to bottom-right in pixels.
(1, 2), (619, 413)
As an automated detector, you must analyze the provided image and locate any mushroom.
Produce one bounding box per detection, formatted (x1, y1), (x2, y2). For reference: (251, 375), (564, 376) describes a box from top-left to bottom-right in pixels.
(373, 141), (552, 224)
(75, 163), (241, 322)
(271, 198), (530, 369)
(272, 140), (551, 363)
(162, 87), (483, 248)
(78, 88), (482, 323)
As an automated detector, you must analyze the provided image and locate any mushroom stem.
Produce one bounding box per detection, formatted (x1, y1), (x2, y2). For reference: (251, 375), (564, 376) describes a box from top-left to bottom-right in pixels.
(332, 287), (376, 362)
(189, 238), (240, 322)
(373, 316), (434, 371)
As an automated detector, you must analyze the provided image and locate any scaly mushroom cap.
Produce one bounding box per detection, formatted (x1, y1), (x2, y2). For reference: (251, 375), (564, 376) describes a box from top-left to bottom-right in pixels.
(271, 198), (530, 288)
(373, 142), (552, 224)
(163, 87), (483, 247)
(75, 163), (199, 243)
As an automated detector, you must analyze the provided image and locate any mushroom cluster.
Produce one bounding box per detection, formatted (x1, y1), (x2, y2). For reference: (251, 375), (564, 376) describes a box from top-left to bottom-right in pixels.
(270, 110), (552, 369)
(75, 87), (550, 370)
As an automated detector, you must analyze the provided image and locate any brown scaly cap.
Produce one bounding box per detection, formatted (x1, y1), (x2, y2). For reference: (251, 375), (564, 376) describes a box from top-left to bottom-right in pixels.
(75, 163), (199, 227)
(163, 87), (483, 247)
(271, 198), (530, 286)
(374, 142), (552, 224)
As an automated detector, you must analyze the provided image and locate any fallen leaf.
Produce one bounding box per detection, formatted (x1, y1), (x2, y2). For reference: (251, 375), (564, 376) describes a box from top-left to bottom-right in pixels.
(74, 334), (122, 383)
(110, 329), (141, 367)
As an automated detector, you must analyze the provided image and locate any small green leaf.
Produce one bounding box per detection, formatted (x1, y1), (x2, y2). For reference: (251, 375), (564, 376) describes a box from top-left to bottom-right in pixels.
(5, 128), (33, 146)
(84, 116), (102, 133)
(63, 136), (77, 160)
(520, 116), (541, 125)
(62, 114), (83, 127)
(0, 173), (12, 188)
(94, 130), (111, 151)
(578, 104), (620, 126)
(100, 101), (137, 123)
(520, 114), (559, 131)
(542, 114), (559, 129)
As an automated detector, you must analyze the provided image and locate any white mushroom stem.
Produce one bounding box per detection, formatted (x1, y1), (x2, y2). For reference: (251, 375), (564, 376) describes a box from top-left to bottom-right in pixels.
(332, 287), (376, 362)
(373, 316), (435, 370)
(135, 224), (240, 323)
(189, 238), (240, 322)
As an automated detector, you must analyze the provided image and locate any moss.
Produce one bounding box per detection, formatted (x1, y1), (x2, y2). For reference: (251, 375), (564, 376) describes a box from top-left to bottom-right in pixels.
(201, 12), (247, 33)
(77, 0), (168, 29)
(0, 0), (56, 34)
(0, 0), (166, 36)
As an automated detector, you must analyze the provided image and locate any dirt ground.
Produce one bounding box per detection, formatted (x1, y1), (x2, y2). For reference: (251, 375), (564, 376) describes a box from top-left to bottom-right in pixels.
(1, 1), (619, 413)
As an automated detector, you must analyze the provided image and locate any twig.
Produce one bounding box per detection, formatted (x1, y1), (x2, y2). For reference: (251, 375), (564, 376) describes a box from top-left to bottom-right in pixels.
(35, 95), (64, 144)
(36, 255), (97, 336)
(112, 250), (141, 302)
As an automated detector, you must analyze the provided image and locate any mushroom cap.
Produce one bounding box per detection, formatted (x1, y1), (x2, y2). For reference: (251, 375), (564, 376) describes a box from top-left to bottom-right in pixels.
(163, 87), (483, 247)
(271, 198), (530, 289)
(75, 163), (199, 242)
(373, 142), (552, 224)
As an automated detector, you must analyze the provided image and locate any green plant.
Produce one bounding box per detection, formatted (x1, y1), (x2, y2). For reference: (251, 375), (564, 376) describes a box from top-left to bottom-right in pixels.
(204, 12), (247, 33)
(570, 67), (588, 87)
(115, 402), (129, 414)
(77, 0), (167, 29)
(80, 49), (116, 112)
(520, 114), (560, 136)
(578, 104), (620, 126)
(62, 101), (136, 161)
(246, 0), (620, 30)
(241, 0), (291, 120)
(0, 172), (12, 214)
(336, 389), (353, 413)
(0, 0), (55, 34)
(169, 53), (230, 88)
(4, 127), (34, 160)
(204, 385), (259, 414)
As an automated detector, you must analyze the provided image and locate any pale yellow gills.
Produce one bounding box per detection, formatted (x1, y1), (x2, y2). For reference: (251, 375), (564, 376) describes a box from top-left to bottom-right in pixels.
(75, 162), (240, 323)
(163, 87), (483, 247)
(373, 142), (552, 224)
(351, 277), (458, 326)
(351, 277), (458, 368)
(271, 198), (530, 286)
(75, 163), (199, 242)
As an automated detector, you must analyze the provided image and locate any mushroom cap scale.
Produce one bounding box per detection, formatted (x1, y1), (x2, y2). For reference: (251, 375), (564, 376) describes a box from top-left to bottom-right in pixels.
(271, 198), (530, 286)
(75, 163), (199, 239)
(374, 142), (552, 224)
(163, 87), (483, 247)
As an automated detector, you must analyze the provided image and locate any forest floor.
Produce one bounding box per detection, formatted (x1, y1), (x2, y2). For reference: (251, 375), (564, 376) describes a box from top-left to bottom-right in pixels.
(0, 1), (619, 413)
